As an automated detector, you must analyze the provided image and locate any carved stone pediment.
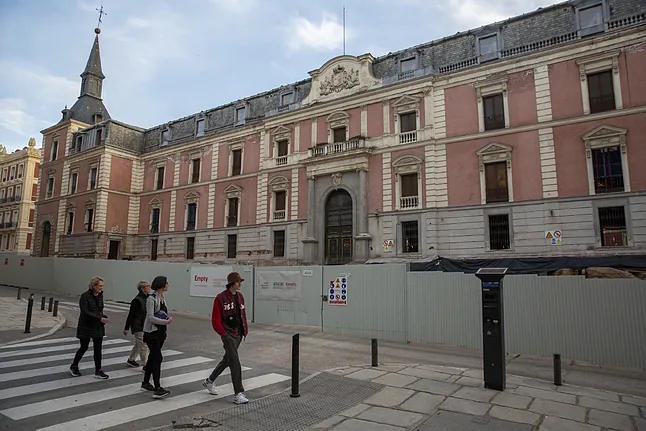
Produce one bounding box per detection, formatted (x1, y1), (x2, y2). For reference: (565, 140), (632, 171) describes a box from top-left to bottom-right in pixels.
(269, 175), (289, 191)
(303, 54), (381, 105)
(582, 125), (626, 141)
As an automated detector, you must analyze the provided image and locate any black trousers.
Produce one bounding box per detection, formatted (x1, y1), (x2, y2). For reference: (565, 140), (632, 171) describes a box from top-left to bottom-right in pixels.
(72, 337), (103, 371)
(209, 334), (244, 394)
(143, 331), (166, 389)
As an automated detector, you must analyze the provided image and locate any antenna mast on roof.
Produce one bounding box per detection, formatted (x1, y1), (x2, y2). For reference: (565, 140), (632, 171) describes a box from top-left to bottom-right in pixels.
(343, 4), (346, 55)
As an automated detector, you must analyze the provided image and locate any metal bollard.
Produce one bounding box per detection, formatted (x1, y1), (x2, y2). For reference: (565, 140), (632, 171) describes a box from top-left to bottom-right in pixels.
(371, 338), (378, 367)
(48, 297), (53, 312)
(24, 294), (34, 333)
(290, 333), (300, 398)
(17, 287), (22, 300)
(41, 296), (46, 310)
(53, 300), (59, 317)
(553, 354), (562, 386)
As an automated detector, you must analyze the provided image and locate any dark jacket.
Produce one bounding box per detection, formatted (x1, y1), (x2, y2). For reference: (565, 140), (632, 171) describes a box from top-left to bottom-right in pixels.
(124, 291), (148, 333)
(211, 289), (248, 338)
(76, 289), (106, 339)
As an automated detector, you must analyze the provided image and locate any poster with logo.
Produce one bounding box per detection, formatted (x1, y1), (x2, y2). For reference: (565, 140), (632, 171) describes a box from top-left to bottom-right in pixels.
(256, 270), (302, 301)
(328, 273), (349, 306)
(189, 266), (232, 297)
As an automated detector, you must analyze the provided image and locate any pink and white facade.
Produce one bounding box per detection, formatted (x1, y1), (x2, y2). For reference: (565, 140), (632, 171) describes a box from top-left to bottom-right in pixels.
(34, 1), (646, 265)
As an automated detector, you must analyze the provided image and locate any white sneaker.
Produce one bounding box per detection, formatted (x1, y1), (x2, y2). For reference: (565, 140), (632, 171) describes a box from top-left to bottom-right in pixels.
(202, 378), (218, 395)
(233, 392), (249, 404)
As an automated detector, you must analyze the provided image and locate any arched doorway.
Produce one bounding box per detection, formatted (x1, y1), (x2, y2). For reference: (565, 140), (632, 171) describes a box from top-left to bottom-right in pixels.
(325, 189), (352, 264)
(40, 221), (51, 257)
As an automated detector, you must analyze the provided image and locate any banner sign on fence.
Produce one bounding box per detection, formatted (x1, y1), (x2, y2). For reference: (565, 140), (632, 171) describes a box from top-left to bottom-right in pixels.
(189, 266), (232, 297)
(256, 270), (302, 301)
(328, 273), (349, 306)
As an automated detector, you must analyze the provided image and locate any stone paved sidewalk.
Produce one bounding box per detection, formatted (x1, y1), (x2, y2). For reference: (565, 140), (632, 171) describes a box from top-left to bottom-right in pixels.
(314, 363), (646, 430)
(0, 293), (65, 344)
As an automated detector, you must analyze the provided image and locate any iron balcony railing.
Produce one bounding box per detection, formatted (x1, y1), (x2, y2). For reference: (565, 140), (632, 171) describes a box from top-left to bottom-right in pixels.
(310, 137), (365, 157)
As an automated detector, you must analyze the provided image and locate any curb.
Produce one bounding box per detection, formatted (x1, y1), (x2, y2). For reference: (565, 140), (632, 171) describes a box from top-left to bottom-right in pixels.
(0, 309), (66, 347)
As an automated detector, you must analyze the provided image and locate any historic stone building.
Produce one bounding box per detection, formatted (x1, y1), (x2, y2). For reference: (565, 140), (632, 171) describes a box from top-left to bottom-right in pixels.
(34, 0), (646, 266)
(0, 140), (41, 253)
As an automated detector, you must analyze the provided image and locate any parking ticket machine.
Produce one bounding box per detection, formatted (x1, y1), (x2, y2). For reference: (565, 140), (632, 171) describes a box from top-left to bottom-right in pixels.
(475, 267), (508, 391)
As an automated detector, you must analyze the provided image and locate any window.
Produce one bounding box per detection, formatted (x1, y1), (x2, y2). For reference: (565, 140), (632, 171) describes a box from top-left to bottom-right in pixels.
(196, 119), (205, 137)
(76, 136), (83, 152)
(281, 92), (294, 106)
(186, 237), (195, 260)
(93, 113), (103, 124)
(85, 208), (94, 232)
(161, 129), (169, 146)
(9, 166), (15, 180)
(227, 197), (238, 227)
(400, 57), (415, 75)
(402, 221), (419, 253)
(333, 127), (346, 143)
(66, 212), (74, 235)
(186, 203), (196, 231)
(156, 166), (165, 190)
(31, 184), (37, 201)
(578, 3), (604, 36)
(599, 206), (627, 247)
(400, 173), (419, 209)
(231, 149), (242, 176)
(1, 168), (6, 182)
(488, 214), (510, 250)
(235, 106), (246, 125)
(191, 158), (200, 183)
(485, 161), (509, 203)
(89, 167), (98, 190)
(273, 230), (285, 257)
(592, 146), (623, 193)
(587, 71), (615, 113)
(227, 234), (237, 258)
(96, 129), (102, 146)
(33, 163), (40, 179)
(274, 191), (286, 220)
(0, 189), (5, 200)
(17, 164), (23, 178)
(69, 172), (78, 194)
(151, 239), (158, 261)
(277, 140), (288, 157)
(483, 94), (505, 130)
(399, 112), (416, 133)
(51, 140), (58, 161)
(14, 185), (21, 201)
(26, 233), (32, 250)
(7, 187), (13, 200)
(151, 208), (160, 233)
(479, 34), (498, 62)
(28, 209), (34, 227)
(46, 177), (54, 198)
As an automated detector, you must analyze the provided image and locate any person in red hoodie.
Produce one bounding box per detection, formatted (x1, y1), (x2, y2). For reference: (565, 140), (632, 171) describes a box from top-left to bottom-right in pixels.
(202, 271), (249, 404)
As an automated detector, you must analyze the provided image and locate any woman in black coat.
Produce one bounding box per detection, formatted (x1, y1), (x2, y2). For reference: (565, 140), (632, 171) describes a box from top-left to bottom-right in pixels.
(69, 276), (109, 379)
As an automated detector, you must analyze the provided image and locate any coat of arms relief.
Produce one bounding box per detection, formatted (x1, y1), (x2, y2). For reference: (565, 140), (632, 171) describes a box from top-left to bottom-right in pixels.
(319, 65), (360, 96)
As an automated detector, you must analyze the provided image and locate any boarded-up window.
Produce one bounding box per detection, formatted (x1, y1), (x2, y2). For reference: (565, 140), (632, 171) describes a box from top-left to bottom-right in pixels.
(483, 94), (505, 130)
(401, 173), (418, 197)
(232, 149), (242, 176)
(588, 71), (615, 113)
(191, 159), (200, 183)
(273, 230), (285, 257)
(485, 162), (508, 203)
(333, 127), (346, 143)
(400, 112), (416, 133)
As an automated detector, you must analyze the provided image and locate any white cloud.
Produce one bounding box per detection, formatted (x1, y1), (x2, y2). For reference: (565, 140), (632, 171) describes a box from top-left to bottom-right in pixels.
(287, 14), (351, 52)
(0, 98), (34, 135)
(440, 0), (557, 28)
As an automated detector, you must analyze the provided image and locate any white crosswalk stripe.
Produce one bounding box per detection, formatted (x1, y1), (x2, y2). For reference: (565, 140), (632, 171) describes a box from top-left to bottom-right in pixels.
(0, 336), (290, 431)
(58, 302), (127, 314)
(0, 339), (129, 359)
(37, 373), (290, 431)
(0, 336), (79, 349)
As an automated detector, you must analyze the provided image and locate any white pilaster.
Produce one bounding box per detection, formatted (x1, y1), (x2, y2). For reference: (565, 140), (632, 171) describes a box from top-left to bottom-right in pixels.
(173, 154), (180, 187)
(382, 152), (392, 212)
(168, 190), (177, 231)
(538, 128), (558, 198)
(211, 143), (219, 180)
(383, 102), (390, 135)
(54, 198), (67, 253)
(311, 118), (318, 146)
(127, 196), (140, 234)
(360, 105), (368, 137)
(98, 153), (111, 188)
(432, 88), (446, 139)
(60, 160), (70, 197)
(290, 168), (299, 221)
(294, 123), (300, 153)
(207, 183), (215, 227)
(534, 65), (553, 123)
(260, 130), (268, 160)
(130, 159), (144, 193)
(424, 88), (434, 130)
(94, 191), (109, 231)
(256, 173), (268, 224)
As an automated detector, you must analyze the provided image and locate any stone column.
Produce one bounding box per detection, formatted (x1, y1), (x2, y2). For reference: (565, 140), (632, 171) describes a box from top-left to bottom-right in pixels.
(302, 175), (318, 263)
(355, 168), (371, 261)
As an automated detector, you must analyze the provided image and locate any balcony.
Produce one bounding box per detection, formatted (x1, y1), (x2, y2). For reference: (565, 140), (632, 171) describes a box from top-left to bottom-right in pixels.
(275, 156), (288, 166)
(310, 137), (365, 157)
(399, 130), (418, 144)
(0, 222), (14, 229)
(273, 210), (286, 221)
(400, 196), (419, 209)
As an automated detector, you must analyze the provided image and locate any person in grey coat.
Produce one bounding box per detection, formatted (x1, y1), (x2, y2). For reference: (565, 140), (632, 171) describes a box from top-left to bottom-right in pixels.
(70, 276), (109, 379)
(123, 281), (150, 368)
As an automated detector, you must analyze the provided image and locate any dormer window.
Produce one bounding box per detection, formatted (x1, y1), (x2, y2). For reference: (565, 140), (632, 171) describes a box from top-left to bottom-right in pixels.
(196, 119), (205, 137)
(92, 113), (103, 124)
(577, 2), (604, 36)
(478, 34), (499, 62)
(76, 136), (83, 152)
(235, 106), (246, 126)
(161, 129), (169, 146)
(281, 92), (294, 106)
(399, 57), (416, 79)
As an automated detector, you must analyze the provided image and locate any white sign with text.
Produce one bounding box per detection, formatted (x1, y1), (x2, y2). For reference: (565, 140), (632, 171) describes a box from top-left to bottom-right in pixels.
(189, 266), (232, 297)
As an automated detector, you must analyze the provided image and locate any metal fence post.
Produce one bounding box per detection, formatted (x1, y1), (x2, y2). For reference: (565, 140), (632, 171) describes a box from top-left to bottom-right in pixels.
(553, 354), (562, 386)
(371, 339), (378, 367)
(41, 296), (46, 310)
(24, 294), (34, 333)
(53, 300), (59, 317)
(48, 297), (53, 312)
(290, 333), (300, 398)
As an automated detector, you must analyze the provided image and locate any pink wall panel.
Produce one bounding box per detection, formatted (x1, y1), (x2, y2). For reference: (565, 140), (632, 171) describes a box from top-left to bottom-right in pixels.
(105, 193), (129, 233)
(218, 143), (229, 178)
(368, 153), (383, 213)
(178, 154), (189, 185)
(508, 70), (538, 127)
(298, 167), (308, 219)
(549, 60), (583, 120)
(299, 120), (312, 151)
(109, 156), (132, 192)
(418, 96), (426, 129)
(244, 135), (260, 174)
(367, 102), (383, 138)
(202, 150), (212, 181)
(348, 107), (361, 138)
(317, 117), (327, 144)
(623, 44), (646, 108)
(445, 85), (478, 137)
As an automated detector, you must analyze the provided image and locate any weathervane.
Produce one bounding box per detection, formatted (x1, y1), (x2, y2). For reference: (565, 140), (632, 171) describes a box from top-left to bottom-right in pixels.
(95, 4), (107, 33)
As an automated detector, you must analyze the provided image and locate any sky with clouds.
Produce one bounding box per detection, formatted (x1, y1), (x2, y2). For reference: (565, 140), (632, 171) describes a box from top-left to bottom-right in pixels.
(0, 0), (557, 153)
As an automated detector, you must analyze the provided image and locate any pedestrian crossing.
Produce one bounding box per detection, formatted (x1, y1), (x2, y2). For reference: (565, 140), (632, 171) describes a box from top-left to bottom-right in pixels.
(0, 335), (290, 430)
(57, 300), (130, 314)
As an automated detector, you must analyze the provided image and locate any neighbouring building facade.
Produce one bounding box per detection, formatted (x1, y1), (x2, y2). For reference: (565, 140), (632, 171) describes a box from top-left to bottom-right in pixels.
(34, 0), (646, 265)
(0, 139), (41, 253)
